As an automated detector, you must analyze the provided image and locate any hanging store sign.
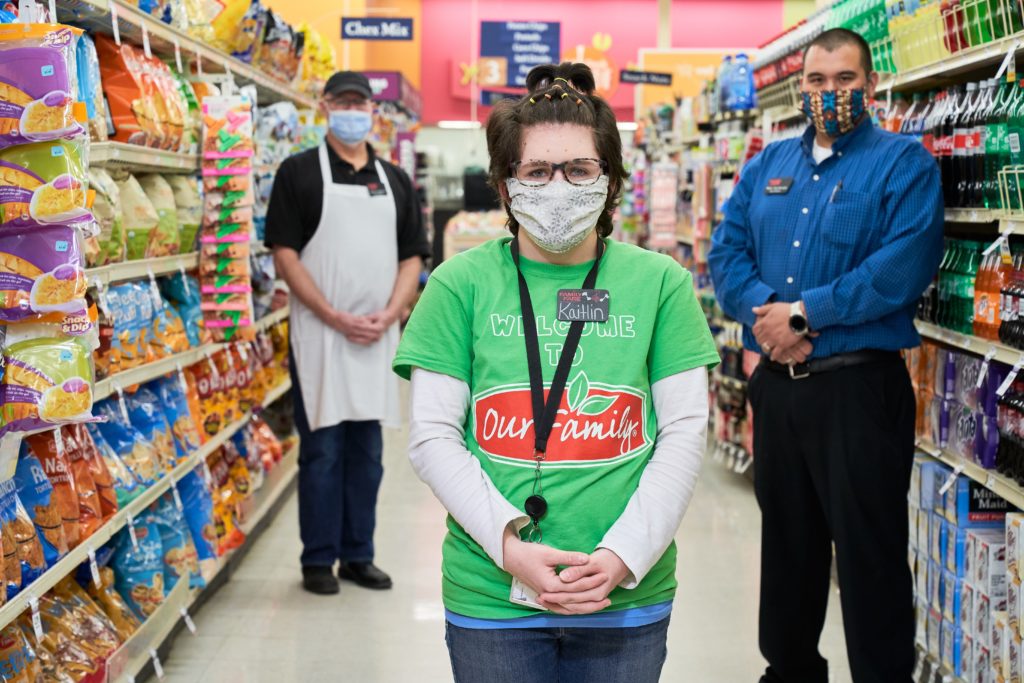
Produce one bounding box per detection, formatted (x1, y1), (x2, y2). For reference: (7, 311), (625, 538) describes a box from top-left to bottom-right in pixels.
(479, 21), (561, 88)
(620, 70), (673, 86)
(341, 17), (414, 41)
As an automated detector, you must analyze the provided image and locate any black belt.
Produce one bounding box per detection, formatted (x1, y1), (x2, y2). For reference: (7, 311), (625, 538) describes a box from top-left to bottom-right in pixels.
(761, 350), (900, 379)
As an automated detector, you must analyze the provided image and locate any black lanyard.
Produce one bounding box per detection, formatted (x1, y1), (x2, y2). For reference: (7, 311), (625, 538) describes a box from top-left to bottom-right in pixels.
(510, 236), (603, 541)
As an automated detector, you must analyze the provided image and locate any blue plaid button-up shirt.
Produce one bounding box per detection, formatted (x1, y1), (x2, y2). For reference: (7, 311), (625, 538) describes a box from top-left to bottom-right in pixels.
(708, 118), (944, 358)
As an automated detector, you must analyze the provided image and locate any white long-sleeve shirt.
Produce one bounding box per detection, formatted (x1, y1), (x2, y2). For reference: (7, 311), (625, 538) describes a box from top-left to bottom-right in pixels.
(407, 366), (708, 588)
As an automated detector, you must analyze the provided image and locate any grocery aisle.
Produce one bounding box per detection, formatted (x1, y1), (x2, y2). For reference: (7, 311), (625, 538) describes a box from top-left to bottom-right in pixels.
(159, 421), (852, 683)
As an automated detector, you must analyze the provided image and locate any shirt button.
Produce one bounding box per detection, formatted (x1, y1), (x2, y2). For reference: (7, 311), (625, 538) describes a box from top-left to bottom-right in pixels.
(793, 240), (801, 248)
(837, 151), (843, 157)
(802, 207), (809, 215)
(786, 277), (794, 284)
(813, 174), (820, 181)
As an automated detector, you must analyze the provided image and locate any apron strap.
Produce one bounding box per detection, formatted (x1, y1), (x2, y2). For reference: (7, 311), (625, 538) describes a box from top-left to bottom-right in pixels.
(318, 143), (332, 187)
(373, 159), (394, 198)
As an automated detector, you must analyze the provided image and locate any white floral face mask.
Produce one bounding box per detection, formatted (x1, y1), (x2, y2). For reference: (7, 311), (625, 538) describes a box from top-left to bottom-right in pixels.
(505, 176), (609, 254)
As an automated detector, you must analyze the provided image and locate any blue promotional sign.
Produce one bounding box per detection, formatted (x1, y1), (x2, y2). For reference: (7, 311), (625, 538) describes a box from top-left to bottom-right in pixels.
(479, 21), (560, 88)
(341, 17), (414, 41)
(620, 70), (673, 86)
(480, 90), (524, 106)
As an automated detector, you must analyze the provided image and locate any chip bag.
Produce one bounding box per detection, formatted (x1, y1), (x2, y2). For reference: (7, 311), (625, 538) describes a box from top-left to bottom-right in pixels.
(117, 174), (159, 261)
(112, 521), (165, 619)
(85, 422), (141, 507)
(177, 471), (216, 579)
(0, 478), (46, 595)
(166, 174), (201, 252)
(95, 35), (162, 146)
(0, 622), (42, 682)
(145, 496), (201, 592)
(150, 299), (189, 357)
(0, 336), (94, 437)
(93, 397), (162, 485)
(86, 566), (140, 640)
(0, 225), (87, 322)
(12, 443), (67, 564)
(61, 425), (102, 541)
(25, 430), (80, 548)
(126, 386), (177, 471)
(0, 24), (86, 149)
(101, 281), (155, 375)
(68, 423), (117, 521)
(84, 169), (124, 267)
(43, 583), (120, 663)
(154, 376), (201, 458)
(160, 272), (204, 347)
(137, 174), (179, 257)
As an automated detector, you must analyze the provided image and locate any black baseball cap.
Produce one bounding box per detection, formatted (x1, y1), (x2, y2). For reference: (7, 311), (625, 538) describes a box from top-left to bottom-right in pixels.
(323, 71), (372, 100)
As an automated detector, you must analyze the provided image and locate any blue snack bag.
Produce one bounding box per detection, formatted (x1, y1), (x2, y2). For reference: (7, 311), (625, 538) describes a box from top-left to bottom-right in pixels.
(144, 496), (203, 591)
(178, 471), (217, 582)
(93, 397), (163, 484)
(12, 444), (67, 565)
(126, 387), (177, 469)
(86, 422), (143, 506)
(112, 522), (164, 620)
(153, 377), (201, 459)
(0, 478), (47, 599)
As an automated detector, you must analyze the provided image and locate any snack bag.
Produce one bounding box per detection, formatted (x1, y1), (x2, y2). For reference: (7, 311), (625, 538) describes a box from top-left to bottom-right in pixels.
(150, 299), (189, 356)
(84, 169), (124, 267)
(86, 566), (141, 640)
(25, 430), (80, 548)
(0, 622), (42, 682)
(67, 424), (117, 521)
(154, 376), (201, 458)
(95, 35), (162, 146)
(0, 336), (93, 438)
(0, 478), (46, 594)
(145, 496), (201, 592)
(60, 426), (102, 541)
(30, 595), (106, 682)
(0, 24), (86, 149)
(137, 174), (179, 257)
(42, 584), (120, 663)
(160, 272), (205, 346)
(85, 423), (141, 507)
(12, 444), (67, 563)
(188, 357), (226, 437)
(75, 33), (106, 143)
(93, 398), (162, 484)
(177, 471), (216, 579)
(0, 504), (16, 601)
(0, 225), (87, 322)
(117, 174), (159, 261)
(52, 578), (122, 653)
(126, 386), (177, 471)
(214, 349), (240, 425)
(112, 521), (165, 619)
(0, 140), (92, 230)
(251, 415), (282, 470)
(166, 175), (201, 252)
(102, 281), (155, 374)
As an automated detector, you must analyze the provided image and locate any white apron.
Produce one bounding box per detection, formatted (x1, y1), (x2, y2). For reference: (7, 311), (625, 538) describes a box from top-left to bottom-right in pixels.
(290, 144), (401, 430)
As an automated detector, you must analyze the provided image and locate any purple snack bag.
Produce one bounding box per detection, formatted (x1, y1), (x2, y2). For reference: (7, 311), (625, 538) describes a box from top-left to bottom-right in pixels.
(983, 361), (1011, 418)
(975, 413), (999, 469)
(0, 225), (87, 322)
(935, 349), (956, 400)
(949, 403), (978, 461)
(955, 354), (982, 410)
(931, 396), (951, 448)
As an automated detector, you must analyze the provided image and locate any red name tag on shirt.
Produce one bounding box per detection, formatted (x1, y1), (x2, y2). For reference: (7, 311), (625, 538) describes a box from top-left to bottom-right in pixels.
(765, 177), (794, 195)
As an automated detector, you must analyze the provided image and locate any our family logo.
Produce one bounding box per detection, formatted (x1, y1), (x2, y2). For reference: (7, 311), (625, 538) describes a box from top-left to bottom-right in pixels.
(473, 371), (649, 468)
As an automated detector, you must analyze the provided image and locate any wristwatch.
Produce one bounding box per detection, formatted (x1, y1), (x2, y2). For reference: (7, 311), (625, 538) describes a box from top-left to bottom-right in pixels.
(789, 301), (809, 337)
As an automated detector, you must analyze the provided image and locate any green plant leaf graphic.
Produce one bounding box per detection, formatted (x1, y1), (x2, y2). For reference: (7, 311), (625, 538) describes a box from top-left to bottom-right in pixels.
(579, 395), (616, 416)
(567, 371), (589, 413)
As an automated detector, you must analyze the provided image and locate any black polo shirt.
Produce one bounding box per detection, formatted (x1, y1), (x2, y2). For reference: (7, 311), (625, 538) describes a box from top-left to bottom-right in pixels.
(264, 142), (430, 261)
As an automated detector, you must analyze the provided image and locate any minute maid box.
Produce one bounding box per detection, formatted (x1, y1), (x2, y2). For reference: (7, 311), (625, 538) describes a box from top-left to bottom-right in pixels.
(0, 140), (91, 229)
(0, 24), (87, 149)
(0, 336), (94, 437)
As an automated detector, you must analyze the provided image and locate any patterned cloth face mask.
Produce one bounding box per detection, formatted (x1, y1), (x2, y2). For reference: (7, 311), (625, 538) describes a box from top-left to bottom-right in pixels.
(505, 176), (609, 254)
(800, 88), (867, 138)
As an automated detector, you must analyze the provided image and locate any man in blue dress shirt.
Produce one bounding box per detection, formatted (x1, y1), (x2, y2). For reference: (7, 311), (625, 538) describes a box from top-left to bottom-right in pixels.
(709, 28), (943, 683)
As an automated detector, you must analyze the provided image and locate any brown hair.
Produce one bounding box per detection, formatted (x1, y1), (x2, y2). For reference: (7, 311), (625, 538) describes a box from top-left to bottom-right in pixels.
(485, 62), (626, 238)
(804, 28), (873, 76)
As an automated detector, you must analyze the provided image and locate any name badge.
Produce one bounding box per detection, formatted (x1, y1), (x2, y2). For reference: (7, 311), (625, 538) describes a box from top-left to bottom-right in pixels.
(764, 177), (794, 195)
(557, 289), (609, 323)
(366, 182), (387, 197)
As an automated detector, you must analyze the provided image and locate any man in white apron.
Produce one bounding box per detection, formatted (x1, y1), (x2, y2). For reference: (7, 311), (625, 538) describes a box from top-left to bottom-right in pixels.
(265, 71), (428, 595)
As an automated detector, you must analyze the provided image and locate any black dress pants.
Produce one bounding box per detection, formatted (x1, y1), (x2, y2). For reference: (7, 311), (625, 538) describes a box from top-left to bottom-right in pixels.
(748, 356), (916, 683)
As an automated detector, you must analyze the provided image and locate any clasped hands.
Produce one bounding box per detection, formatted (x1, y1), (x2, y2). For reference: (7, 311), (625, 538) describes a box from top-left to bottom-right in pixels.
(502, 526), (630, 616)
(751, 301), (816, 364)
(324, 308), (398, 345)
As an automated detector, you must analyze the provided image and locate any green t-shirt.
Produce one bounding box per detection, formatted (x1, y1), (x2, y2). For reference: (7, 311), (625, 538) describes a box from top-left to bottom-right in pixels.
(393, 237), (719, 619)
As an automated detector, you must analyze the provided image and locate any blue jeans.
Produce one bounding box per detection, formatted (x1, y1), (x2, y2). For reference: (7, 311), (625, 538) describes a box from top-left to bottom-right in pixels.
(444, 617), (671, 683)
(291, 357), (384, 567)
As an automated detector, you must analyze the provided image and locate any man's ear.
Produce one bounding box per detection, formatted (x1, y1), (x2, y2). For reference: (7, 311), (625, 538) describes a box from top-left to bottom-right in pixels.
(866, 70), (880, 101)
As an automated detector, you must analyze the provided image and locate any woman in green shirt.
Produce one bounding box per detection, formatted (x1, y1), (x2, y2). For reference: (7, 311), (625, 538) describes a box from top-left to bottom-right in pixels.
(393, 62), (718, 682)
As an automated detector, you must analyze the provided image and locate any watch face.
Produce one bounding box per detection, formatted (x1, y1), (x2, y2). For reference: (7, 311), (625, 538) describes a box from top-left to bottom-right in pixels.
(790, 315), (807, 333)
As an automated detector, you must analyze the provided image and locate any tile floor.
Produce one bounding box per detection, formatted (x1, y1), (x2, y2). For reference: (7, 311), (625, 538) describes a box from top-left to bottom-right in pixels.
(159, 424), (853, 683)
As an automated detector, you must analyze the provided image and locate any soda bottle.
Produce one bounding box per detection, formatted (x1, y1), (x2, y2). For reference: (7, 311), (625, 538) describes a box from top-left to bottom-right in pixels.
(960, 242), (982, 333)
(900, 91), (926, 141)
(938, 239), (960, 328)
(969, 81), (995, 207)
(955, 82), (980, 208)
(985, 78), (1012, 208)
(939, 86), (963, 206)
(942, 0), (968, 53)
(999, 252), (1019, 343)
(1006, 253), (1024, 346)
(992, 246), (1015, 338)
(975, 251), (997, 337)
(1007, 79), (1024, 211)
(966, 0), (993, 46)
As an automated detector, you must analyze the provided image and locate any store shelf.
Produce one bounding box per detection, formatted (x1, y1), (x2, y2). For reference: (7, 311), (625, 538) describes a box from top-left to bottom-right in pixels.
(914, 320), (1024, 367)
(238, 444), (298, 536)
(712, 109), (759, 124)
(677, 234), (694, 246)
(916, 437), (1024, 513)
(945, 208), (998, 224)
(759, 104), (802, 123)
(1000, 216), (1024, 234)
(716, 373), (748, 391)
(913, 646), (964, 683)
(254, 305), (290, 333)
(86, 252), (199, 287)
(105, 576), (190, 682)
(877, 34), (1024, 93)
(57, 0), (316, 108)
(90, 142), (198, 174)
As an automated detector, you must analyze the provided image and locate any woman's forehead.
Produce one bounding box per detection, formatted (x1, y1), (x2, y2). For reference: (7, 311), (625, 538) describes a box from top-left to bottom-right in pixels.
(520, 123), (597, 160)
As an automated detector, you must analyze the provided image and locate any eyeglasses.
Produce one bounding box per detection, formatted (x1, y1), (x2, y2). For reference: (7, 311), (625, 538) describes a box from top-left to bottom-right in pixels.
(510, 158), (608, 187)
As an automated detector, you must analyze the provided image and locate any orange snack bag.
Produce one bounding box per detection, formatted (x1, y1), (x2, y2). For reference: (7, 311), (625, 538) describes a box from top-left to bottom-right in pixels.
(69, 424), (118, 521)
(61, 426), (103, 541)
(26, 431), (80, 548)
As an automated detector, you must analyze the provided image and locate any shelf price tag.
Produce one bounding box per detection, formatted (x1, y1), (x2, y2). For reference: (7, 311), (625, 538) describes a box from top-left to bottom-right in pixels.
(984, 226), (1015, 257)
(110, 2), (121, 46)
(52, 427), (63, 459)
(171, 480), (183, 511)
(977, 347), (999, 389)
(141, 24), (151, 59)
(195, 49), (203, 76)
(93, 279), (112, 317)
(28, 595), (43, 640)
(179, 264), (192, 297)
(114, 384), (131, 424)
(997, 42), (1020, 81)
(126, 512), (139, 550)
(87, 546), (101, 588)
(939, 463), (966, 496)
(201, 459), (213, 490)
(996, 355), (1024, 397)
(986, 473), (998, 491)
(174, 362), (189, 396)
(174, 39), (183, 73)
(180, 607), (197, 635)
(149, 648), (165, 679)
(147, 268), (163, 309)
(47, 0), (55, 23)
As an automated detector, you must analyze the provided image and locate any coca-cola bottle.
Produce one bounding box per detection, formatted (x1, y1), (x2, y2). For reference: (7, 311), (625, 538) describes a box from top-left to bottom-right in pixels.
(955, 82), (980, 208)
(970, 80), (996, 207)
(939, 86), (963, 206)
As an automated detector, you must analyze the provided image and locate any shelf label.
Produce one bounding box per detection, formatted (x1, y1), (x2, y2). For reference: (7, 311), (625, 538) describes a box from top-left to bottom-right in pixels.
(977, 347), (999, 389)
(939, 464), (966, 495)
(52, 427), (63, 458)
(180, 607), (197, 635)
(984, 226), (1015, 256)
(996, 356), (1024, 397)
(115, 385), (131, 424)
(196, 49), (203, 76)
(179, 265), (191, 297)
(174, 39), (183, 73)
(175, 362), (189, 396)
(202, 459), (214, 490)
(126, 512), (139, 550)
(150, 649), (164, 679)
(47, 0), (54, 22)
(171, 480), (183, 511)
(997, 42), (1020, 81)
(986, 473), (998, 490)
(141, 24), (151, 59)
(147, 269), (163, 309)
(110, 2), (121, 46)
(28, 595), (42, 640)
(87, 547), (101, 587)
(93, 279), (111, 317)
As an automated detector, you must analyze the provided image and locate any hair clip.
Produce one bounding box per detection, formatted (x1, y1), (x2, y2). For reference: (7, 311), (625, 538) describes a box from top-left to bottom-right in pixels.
(529, 97), (536, 105)
(554, 77), (571, 86)
(575, 98), (583, 106)
(544, 93), (552, 100)
(561, 92), (569, 99)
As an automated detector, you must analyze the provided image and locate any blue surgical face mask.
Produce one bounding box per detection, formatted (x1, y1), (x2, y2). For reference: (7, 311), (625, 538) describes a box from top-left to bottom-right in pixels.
(328, 110), (373, 145)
